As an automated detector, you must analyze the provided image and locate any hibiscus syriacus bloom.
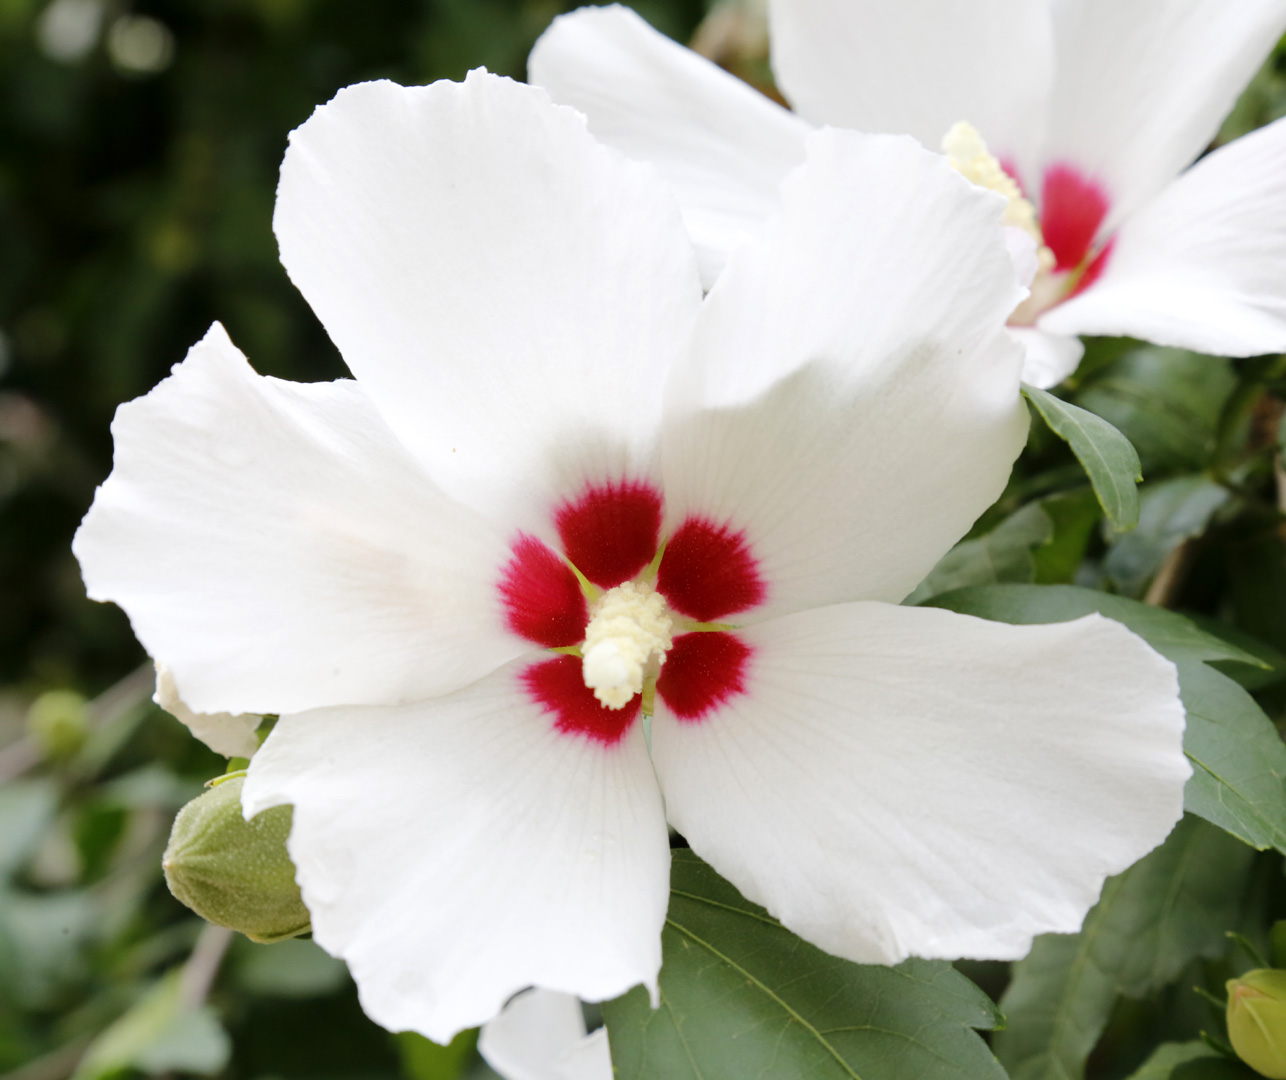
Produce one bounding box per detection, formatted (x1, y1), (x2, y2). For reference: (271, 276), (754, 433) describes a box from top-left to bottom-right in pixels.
(74, 71), (1189, 1041)
(530, 0), (1286, 387)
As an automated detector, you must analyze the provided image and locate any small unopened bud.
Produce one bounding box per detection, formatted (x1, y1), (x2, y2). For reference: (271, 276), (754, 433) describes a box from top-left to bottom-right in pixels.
(163, 775), (309, 944)
(26, 689), (89, 760)
(1227, 969), (1286, 1079)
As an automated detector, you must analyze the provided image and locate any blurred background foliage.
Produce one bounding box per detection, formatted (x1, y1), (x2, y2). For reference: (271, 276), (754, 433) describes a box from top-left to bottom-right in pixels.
(1, 1), (1286, 1079)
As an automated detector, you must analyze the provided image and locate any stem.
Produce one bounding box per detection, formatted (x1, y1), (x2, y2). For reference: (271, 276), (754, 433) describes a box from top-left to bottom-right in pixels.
(1144, 541), (1195, 609)
(87, 664), (156, 728)
(179, 924), (234, 1010)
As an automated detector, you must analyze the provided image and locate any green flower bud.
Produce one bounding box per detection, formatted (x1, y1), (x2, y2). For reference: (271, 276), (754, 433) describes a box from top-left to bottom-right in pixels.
(1227, 969), (1286, 1079)
(26, 688), (89, 760)
(163, 775), (310, 944)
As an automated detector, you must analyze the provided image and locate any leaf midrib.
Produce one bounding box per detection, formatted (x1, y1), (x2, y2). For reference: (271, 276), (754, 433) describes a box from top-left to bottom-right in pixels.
(1187, 751), (1286, 850)
(663, 914), (866, 1080)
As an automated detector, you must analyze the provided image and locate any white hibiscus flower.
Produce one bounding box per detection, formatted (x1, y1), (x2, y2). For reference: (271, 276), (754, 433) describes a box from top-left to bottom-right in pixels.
(73, 70), (1188, 1043)
(530, 0), (1286, 388)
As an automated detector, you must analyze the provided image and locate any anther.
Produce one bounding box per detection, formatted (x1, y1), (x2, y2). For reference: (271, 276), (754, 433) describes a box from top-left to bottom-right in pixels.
(942, 121), (1054, 273)
(581, 581), (674, 709)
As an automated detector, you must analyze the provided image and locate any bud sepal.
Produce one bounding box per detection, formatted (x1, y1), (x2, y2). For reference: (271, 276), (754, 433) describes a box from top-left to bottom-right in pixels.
(162, 774), (310, 944)
(1227, 969), (1286, 1079)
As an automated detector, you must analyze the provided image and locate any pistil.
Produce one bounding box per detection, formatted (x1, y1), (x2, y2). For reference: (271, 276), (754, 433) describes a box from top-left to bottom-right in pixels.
(581, 581), (674, 709)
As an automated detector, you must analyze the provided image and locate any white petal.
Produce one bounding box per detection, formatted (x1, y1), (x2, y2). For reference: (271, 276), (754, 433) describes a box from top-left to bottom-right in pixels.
(1008, 326), (1085, 389)
(153, 662), (260, 759)
(1004, 226), (1041, 290)
(553, 1029), (611, 1080)
(73, 324), (523, 716)
(273, 71), (701, 524)
(651, 603), (1189, 965)
(1044, 0), (1286, 229)
(529, 5), (811, 289)
(479, 989), (611, 1080)
(1040, 117), (1286, 356)
(767, 0), (1053, 173)
(242, 660), (670, 1043)
(661, 129), (1029, 616)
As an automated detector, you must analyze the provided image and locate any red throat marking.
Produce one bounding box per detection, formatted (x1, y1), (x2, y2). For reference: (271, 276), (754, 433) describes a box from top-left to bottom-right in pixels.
(657, 632), (752, 722)
(499, 535), (586, 648)
(502, 480), (764, 742)
(555, 480), (662, 589)
(1040, 164), (1111, 274)
(656, 517), (766, 622)
(522, 655), (641, 745)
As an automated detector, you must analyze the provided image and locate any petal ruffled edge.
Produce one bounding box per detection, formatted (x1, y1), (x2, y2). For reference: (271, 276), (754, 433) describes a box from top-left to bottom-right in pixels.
(153, 661), (261, 759)
(242, 658), (670, 1042)
(73, 323), (526, 716)
(651, 601), (1188, 964)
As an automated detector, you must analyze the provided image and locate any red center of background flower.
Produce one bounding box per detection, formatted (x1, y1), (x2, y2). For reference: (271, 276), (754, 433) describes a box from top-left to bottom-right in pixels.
(1040, 163), (1114, 296)
(1001, 158), (1115, 303)
(500, 479), (764, 745)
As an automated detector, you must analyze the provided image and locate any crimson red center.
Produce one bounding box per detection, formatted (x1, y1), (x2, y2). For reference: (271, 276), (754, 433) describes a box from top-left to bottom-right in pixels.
(500, 479), (763, 744)
(1004, 159), (1115, 299)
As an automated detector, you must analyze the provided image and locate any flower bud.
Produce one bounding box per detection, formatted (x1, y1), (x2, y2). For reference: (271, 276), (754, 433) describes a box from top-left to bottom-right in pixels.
(26, 688), (89, 759)
(163, 775), (310, 943)
(1227, 969), (1286, 1079)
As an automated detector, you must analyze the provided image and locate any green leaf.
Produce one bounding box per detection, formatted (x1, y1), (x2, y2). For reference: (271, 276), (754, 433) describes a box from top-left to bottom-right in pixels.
(603, 850), (1005, 1080)
(994, 817), (1254, 1080)
(1125, 1042), (1254, 1080)
(1023, 384), (1143, 530)
(1075, 347), (1237, 474)
(394, 1029), (477, 1080)
(925, 583), (1263, 668)
(71, 970), (231, 1080)
(1032, 489), (1102, 585)
(926, 585), (1286, 854)
(134, 1008), (230, 1076)
(1186, 615), (1286, 692)
(0, 887), (101, 1008)
(1178, 662), (1286, 856)
(0, 779), (57, 878)
(906, 503), (1053, 604)
(1104, 476), (1230, 598)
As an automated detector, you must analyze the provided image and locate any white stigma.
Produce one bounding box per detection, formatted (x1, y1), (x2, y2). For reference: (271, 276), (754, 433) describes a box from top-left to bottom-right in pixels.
(942, 121), (1054, 273)
(582, 581), (674, 710)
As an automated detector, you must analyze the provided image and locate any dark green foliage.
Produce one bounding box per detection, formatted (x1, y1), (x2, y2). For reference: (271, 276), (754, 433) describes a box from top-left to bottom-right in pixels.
(603, 851), (1005, 1080)
(993, 817), (1254, 1080)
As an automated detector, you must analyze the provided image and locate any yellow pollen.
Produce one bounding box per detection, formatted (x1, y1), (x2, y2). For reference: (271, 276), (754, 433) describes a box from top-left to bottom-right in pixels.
(582, 580), (674, 710)
(942, 121), (1054, 273)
